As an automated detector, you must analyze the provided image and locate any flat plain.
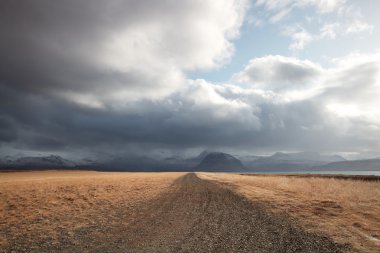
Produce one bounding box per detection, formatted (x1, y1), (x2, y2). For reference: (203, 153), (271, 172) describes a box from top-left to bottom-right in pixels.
(1, 171), (379, 252)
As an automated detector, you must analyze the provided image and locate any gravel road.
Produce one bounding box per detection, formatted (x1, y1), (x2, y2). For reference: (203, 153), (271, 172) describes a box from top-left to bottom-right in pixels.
(3, 173), (349, 252)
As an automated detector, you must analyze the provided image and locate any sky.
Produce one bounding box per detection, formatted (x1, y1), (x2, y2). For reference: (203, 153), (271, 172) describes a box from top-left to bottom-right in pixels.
(0, 0), (380, 160)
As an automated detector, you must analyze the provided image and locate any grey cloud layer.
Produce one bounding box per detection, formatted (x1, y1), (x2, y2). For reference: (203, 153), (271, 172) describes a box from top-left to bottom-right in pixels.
(0, 0), (247, 103)
(0, 0), (379, 158)
(0, 0), (253, 156)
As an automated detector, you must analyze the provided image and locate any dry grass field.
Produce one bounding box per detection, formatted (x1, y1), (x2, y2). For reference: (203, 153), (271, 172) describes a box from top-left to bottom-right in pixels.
(1, 170), (378, 252)
(0, 171), (182, 251)
(199, 173), (380, 253)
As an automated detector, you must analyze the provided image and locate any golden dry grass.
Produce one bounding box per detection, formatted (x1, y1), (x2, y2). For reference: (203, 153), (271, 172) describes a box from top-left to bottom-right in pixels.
(199, 173), (380, 253)
(0, 170), (183, 249)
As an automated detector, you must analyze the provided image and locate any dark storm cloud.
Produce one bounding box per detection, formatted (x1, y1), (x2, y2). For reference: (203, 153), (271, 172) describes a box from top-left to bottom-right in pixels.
(0, 0), (172, 94)
(0, 0), (250, 156)
(0, 116), (17, 142)
(0, 82), (259, 152)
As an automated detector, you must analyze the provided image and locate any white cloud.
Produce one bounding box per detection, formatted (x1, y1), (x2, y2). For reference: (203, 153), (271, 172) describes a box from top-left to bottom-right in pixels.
(234, 55), (322, 92)
(345, 20), (374, 34)
(246, 15), (264, 27)
(234, 51), (380, 128)
(167, 79), (261, 127)
(288, 28), (313, 51)
(310, 0), (347, 13)
(269, 8), (292, 23)
(255, 0), (346, 14)
(255, 0), (373, 51)
(323, 51), (380, 122)
(229, 50), (380, 152)
(319, 23), (340, 39)
(319, 20), (373, 40)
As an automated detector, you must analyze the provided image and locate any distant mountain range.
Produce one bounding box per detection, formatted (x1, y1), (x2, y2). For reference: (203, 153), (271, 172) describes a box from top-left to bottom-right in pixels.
(0, 155), (76, 169)
(242, 152), (346, 171)
(270, 152), (345, 163)
(1, 151), (379, 172)
(194, 152), (245, 172)
(314, 158), (380, 171)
